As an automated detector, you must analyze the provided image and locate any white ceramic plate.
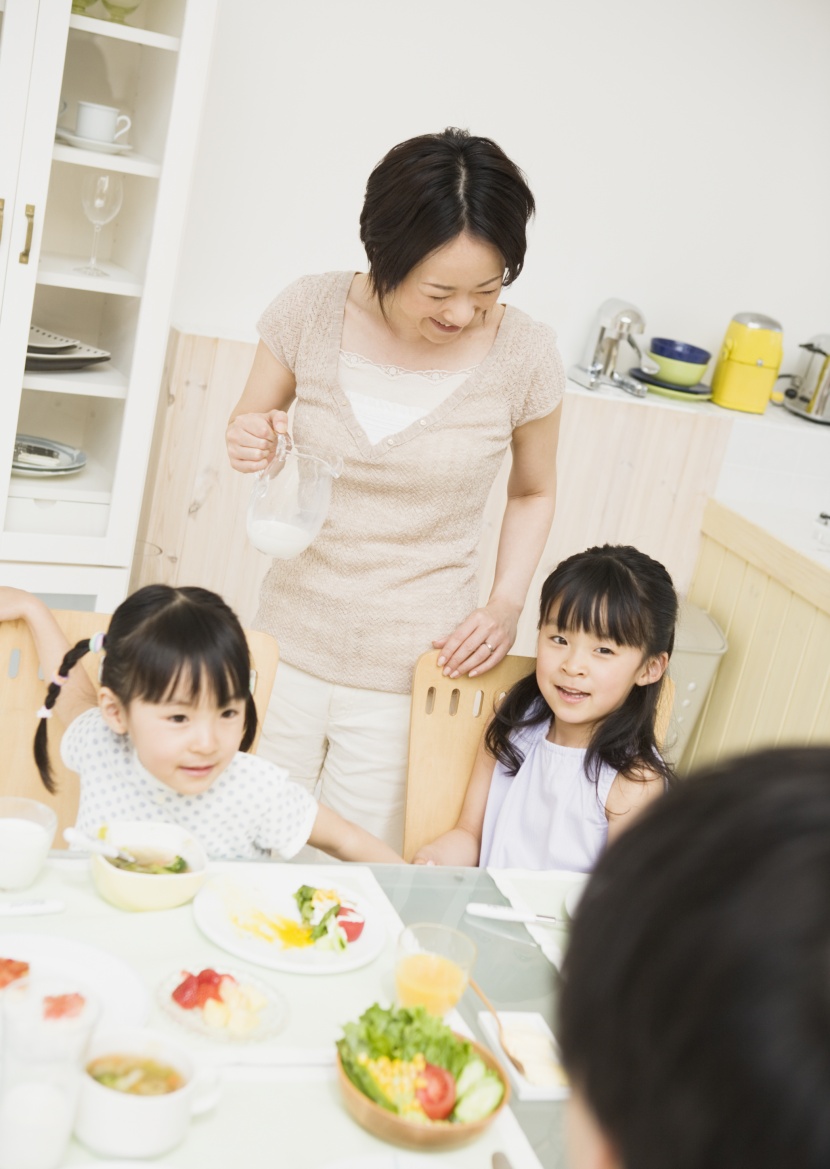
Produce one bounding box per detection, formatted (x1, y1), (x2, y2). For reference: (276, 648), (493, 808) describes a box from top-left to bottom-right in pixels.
(477, 1009), (570, 1102)
(0, 934), (150, 1029)
(28, 325), (79, 352)
(157, 964), (288, 1042)
(55, 127), (133, 154)
(12, 434), (86, 477)
(193, 874), (386, 974)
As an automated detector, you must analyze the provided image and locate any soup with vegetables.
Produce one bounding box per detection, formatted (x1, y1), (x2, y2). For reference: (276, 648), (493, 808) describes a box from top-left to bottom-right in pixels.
(105, 853), (189, 875)
(87, 1054), (185, 1095)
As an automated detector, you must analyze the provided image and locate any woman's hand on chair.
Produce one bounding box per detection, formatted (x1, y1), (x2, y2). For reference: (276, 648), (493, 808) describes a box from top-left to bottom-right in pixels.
(433, 598), (520, 679)
(226, 409), (288, 473)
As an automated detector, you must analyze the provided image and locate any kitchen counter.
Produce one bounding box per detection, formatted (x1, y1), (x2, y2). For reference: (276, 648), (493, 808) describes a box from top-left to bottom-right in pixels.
(565, 378), (830, 569)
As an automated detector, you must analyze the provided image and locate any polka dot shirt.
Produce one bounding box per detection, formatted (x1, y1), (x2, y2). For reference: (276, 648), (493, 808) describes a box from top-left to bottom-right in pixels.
(61, 708), (318, 860)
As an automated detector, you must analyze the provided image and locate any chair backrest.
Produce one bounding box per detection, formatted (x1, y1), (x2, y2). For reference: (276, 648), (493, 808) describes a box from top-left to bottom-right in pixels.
(0, 611), (279, 845)
(403, 649), (676, 862)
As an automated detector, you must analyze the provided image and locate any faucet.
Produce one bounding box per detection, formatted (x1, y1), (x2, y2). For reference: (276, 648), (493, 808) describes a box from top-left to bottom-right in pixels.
(570, 298), (659, 398)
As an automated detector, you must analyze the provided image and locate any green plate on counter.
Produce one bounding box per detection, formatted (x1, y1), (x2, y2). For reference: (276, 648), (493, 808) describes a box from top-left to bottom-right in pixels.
(647, 383), (712, 402)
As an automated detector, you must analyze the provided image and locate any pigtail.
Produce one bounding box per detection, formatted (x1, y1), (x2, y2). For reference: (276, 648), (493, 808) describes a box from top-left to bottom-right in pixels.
(34, 637), (98, 793)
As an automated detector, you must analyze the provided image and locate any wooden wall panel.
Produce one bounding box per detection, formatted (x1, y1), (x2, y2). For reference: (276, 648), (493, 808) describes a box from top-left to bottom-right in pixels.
(684, 501), (830, 771)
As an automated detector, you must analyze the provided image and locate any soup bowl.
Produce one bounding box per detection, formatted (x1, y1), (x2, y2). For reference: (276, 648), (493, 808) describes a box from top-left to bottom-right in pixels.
(89, 821), (207, 911)
(75, 1026), (219, 1158)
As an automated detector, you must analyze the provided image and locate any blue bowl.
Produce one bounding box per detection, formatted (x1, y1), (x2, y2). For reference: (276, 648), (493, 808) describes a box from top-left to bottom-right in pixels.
(650, 337), (711, 364)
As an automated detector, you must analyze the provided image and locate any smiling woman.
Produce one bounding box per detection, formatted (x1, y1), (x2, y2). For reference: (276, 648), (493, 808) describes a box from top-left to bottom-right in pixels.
(226, 128), (566, 852)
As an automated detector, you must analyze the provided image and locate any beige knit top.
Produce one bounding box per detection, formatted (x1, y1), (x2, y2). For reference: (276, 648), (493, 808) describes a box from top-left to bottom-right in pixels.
(254, 271), (565, 694)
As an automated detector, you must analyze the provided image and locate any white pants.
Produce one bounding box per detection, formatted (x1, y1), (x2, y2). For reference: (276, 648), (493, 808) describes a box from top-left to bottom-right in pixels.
(257, 661), (412, 852)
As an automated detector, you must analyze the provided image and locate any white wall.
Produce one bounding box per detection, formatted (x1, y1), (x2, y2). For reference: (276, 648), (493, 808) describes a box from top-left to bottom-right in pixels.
(172, 0), (830, 374)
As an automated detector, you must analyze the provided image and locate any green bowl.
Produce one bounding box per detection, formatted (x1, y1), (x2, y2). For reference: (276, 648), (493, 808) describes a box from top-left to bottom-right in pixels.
(647, 351), (709, 387)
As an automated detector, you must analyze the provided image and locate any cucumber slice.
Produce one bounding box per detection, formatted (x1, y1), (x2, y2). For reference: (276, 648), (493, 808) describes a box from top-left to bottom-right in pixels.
(455, 1055), (487, 1100)
(453, 1070), (504, 1123)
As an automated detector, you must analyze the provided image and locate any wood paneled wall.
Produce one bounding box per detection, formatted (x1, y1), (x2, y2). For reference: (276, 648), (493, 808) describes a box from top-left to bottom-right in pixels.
(683, 500), (830, 770)
(137, 329), (731, 650)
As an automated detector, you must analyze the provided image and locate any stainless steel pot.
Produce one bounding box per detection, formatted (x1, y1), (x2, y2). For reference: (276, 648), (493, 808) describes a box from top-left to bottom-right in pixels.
(783, 334), (830, 424)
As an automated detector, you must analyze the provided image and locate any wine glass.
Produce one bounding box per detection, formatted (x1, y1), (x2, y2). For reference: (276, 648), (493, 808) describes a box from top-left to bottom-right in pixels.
(101, 0), (142, 22)
(75, 171), (123, 278)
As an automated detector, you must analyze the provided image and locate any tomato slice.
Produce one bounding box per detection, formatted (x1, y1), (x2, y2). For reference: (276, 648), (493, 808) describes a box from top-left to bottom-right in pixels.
(337, 906), (365, 943)
(416, 1063), (456, 1120)
(43, 993), (85, 1020)
(0, 958), (29, 989)
(172, 971), (200, 1009)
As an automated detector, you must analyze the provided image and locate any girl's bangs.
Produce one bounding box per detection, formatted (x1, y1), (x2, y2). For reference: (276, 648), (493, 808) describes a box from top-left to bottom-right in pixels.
(544, 575), (650, 649)
(130, 622), (248, 707)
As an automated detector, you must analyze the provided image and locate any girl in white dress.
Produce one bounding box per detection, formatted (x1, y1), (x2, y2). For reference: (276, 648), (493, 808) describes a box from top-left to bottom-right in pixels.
(413, 544), (678, 871)
(0, 585), (402, 863)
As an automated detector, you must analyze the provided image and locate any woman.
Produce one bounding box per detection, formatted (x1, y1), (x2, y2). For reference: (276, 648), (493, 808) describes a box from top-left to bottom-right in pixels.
(226, 127), (564, 850)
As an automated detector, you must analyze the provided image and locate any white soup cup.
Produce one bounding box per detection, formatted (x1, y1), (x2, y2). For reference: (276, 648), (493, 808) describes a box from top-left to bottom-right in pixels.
(75, 101), (131, 143)
(74, 1026), (220, 1158)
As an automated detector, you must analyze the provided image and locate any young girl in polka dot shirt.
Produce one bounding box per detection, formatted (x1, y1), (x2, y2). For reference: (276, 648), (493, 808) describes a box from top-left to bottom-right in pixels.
(0, 585), (403, 863)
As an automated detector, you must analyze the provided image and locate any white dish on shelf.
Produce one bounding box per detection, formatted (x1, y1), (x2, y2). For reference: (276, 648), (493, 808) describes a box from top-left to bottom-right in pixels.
(157, 964), (289, 1043)
(27, 325), (79, 353)
(55, 126), (133, 154)
(25, 341), (111, 371)
(12, 434), (87, 477)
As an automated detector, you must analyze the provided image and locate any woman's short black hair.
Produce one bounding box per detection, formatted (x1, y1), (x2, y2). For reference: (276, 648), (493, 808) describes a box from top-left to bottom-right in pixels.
(558, 746), (830, 1169)
(360, 127), (535, 303)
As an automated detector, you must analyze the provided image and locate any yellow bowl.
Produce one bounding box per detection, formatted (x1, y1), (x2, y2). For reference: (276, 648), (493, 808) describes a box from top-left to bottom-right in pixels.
(647, 351), (709, 387)
(90, 821), (208, 912)
(336, 1035), (509, 1150)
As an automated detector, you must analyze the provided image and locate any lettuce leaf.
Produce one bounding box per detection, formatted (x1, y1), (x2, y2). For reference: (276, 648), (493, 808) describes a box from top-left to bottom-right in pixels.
(336, 1003), (472, 1082)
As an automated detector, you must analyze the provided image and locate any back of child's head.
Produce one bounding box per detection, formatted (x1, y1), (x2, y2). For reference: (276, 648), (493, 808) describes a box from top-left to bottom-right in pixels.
(558, 745), (830, 1169)
(35, 585), (257, 792)
(486, 544), (677, 782)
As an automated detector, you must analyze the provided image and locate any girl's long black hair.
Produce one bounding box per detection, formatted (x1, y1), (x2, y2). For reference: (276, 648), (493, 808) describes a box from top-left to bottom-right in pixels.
(485, 545), (678, 788)
(34, 585), (258, 793)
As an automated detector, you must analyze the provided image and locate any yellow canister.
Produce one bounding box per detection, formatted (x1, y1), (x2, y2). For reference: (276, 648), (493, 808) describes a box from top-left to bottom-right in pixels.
(711, 313), (783, 414)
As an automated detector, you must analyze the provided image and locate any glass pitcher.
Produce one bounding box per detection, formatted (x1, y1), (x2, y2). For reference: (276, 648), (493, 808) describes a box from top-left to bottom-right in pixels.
(246, 435), (343, 559)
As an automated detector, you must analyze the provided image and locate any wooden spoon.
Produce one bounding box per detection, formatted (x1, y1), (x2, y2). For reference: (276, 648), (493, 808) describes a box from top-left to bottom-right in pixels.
(469, 977), (526, 1079)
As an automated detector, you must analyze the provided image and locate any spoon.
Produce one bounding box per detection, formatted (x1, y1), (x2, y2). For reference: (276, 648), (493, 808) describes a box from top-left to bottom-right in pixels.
(469, 977), (527, 1079)
(63, 827), (136, 863)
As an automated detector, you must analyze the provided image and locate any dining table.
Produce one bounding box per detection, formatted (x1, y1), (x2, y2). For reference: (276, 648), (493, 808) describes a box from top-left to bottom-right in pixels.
(0, 856), (574, 1169)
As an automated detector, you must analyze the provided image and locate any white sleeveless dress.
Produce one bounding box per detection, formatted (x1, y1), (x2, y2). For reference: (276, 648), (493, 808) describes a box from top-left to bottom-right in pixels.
(479, 721), (617, 872)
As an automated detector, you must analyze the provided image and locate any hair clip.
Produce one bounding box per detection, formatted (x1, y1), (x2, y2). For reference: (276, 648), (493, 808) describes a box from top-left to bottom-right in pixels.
(249, 668), (258, 695)
(36, 705), (52, 720)
(89, 631), (106, 654)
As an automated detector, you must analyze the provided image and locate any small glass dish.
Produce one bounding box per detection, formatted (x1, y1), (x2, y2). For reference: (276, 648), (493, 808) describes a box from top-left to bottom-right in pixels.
(157, 965), (288, 1043)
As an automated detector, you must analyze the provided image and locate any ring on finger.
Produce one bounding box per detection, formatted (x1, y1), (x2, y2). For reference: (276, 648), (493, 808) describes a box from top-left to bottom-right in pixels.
(484, 641), (495, 654)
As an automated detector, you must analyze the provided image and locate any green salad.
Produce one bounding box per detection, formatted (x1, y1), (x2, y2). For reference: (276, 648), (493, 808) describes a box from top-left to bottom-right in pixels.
(337, 1003), (504, 1124)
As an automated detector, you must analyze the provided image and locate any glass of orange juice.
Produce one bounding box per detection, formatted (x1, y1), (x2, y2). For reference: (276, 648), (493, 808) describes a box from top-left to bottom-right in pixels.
(394, 923), (477, 1017)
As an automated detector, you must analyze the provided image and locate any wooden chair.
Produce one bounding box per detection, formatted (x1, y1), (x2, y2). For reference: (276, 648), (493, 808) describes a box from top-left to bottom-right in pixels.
(403, 649), (676, 861)
(0, 611), (279, 845)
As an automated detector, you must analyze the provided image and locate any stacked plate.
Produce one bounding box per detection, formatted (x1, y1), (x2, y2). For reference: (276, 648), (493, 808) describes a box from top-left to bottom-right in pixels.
(26, 325), (110, 372)
(12, 434), (87, 478)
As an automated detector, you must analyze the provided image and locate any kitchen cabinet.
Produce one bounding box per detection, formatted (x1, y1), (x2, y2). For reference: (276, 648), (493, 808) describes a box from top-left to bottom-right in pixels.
(0, 0), (216, 609)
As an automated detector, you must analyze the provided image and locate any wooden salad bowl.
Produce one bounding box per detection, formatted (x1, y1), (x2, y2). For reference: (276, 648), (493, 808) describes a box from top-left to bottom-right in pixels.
(336, 1032), (510, 1150)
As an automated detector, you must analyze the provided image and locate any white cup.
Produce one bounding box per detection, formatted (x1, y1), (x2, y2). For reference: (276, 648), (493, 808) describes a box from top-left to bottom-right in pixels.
(75, 101), (131, 144)
(74, 1027), (220, 1158)
(0, 797), (57, 891)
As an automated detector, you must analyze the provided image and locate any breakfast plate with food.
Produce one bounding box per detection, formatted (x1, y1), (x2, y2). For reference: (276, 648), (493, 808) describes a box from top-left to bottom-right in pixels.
(158, 963), (288, 1042)
(0, 934), (149, 1028)
(192, 873), (386, 974)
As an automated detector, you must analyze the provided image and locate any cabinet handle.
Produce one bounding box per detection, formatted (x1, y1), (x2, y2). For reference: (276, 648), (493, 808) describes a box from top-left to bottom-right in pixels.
(18, 204), (35, 264)
(0, 198), (4, 244)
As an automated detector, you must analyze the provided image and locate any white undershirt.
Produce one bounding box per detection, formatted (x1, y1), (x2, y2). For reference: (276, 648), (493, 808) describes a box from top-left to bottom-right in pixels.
(339, 351), (476, 445)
